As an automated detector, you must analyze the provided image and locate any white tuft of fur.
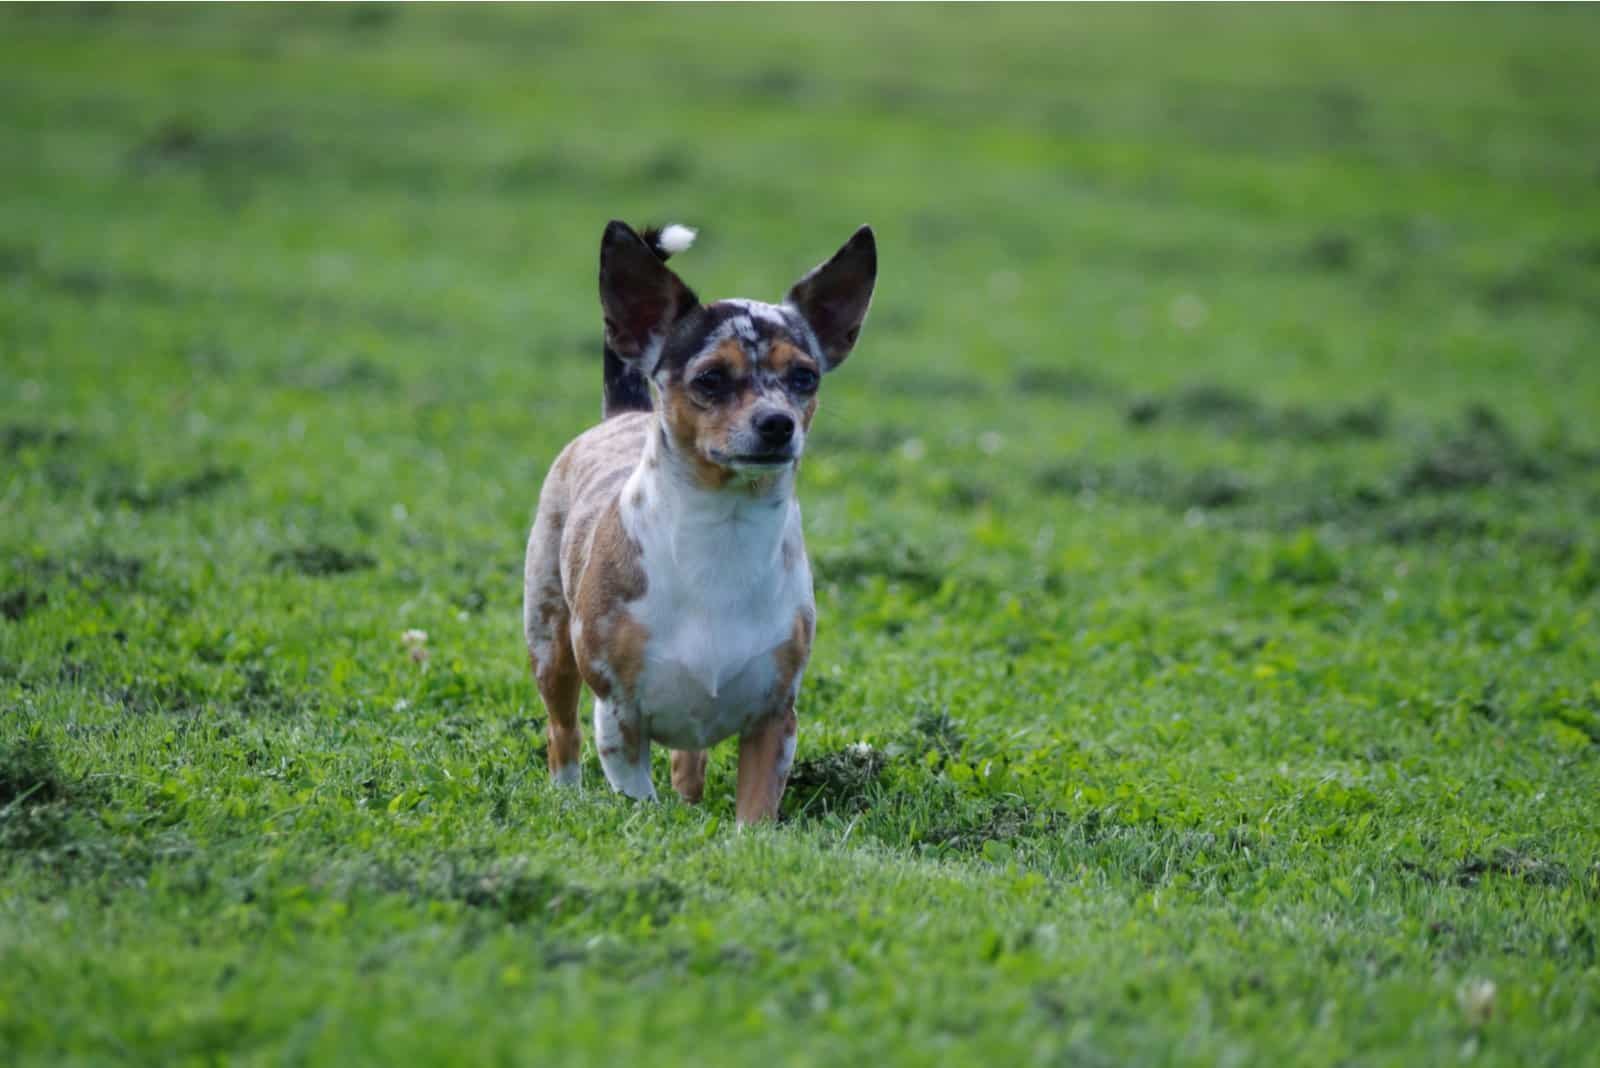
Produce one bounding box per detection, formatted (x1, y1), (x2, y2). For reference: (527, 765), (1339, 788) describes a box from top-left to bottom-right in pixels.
(657, 224), (697, 255)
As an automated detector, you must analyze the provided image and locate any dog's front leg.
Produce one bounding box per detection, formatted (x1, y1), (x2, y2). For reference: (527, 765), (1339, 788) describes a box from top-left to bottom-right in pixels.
(594, 698), (656, 800)
(670, 749), (708, 804)
(735, 705), (797, 824)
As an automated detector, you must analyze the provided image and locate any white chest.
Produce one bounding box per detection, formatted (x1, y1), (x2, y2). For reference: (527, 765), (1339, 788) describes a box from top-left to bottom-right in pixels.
(620, 473), (813, 750)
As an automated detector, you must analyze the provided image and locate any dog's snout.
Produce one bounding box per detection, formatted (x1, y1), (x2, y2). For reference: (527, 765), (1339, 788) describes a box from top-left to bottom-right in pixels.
(755, 411), (796, 448)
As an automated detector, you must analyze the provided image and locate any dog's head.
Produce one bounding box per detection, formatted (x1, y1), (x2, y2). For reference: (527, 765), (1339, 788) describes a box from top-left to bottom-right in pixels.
(598, 221), (876, 488)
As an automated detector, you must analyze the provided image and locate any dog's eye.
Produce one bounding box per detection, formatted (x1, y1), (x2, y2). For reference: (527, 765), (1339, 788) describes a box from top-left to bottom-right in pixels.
(787, 368), (819, 394)
(692, 369), (730, 396)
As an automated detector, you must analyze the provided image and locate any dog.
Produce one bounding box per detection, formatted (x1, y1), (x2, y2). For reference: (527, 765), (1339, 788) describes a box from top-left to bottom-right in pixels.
(522, 220), (876, 823)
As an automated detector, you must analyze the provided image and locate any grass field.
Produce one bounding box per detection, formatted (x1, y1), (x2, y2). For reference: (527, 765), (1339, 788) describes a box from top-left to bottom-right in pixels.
(3, 4), (1599, 1064)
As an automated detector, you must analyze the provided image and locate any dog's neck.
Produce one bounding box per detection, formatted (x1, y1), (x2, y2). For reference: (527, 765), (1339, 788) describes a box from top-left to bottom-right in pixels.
(630, 422), (797, 558)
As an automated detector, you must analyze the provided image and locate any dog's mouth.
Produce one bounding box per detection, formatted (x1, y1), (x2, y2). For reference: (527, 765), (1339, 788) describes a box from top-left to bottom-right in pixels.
(716, 450), (797, 469)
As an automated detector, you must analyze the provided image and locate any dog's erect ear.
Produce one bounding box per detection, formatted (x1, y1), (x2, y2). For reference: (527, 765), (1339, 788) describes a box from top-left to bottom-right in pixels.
(599, 220), (698, 370)
(786, 225), (876, 371)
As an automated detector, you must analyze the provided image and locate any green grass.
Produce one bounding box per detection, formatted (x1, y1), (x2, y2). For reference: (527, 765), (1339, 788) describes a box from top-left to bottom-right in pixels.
(3, 4), (1599, 1064)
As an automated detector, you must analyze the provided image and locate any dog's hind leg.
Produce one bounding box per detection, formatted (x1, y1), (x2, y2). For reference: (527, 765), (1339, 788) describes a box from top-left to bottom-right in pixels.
(594, 699), (656, 800)
(530, 615), (583, 787)
(525, 506), (583, 787)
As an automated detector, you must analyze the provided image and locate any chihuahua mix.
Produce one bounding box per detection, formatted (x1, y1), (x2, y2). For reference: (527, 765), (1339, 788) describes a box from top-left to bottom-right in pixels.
(523, 220), (876, 823)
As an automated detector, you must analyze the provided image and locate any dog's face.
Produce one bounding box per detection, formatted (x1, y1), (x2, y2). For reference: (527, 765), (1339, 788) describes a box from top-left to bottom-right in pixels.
(655, 300), (823, 478)
(599, 223), (876, 488)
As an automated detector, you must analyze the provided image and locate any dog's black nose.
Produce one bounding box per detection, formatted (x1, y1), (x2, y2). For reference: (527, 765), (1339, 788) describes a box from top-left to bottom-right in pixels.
(755, 411), (796, 447)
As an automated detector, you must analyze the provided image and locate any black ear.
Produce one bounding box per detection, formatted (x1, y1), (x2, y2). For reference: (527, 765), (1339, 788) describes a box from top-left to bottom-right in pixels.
(599, 220), (698, 370)
(786, 225), (876, 371)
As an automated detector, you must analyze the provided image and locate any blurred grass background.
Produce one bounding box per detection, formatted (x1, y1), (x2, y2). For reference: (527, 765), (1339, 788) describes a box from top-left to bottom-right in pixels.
(2, 5), (1599, 1065)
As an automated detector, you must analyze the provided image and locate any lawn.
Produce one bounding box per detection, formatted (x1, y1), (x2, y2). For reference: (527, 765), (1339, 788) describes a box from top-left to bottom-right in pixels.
(2, 4), (1598, 1065)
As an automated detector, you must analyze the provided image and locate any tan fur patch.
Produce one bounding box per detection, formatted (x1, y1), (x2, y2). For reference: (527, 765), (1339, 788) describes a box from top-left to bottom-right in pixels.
(736, 705), (798, 824)
(697, 337), (751, 378)
(532, 633), (581, 773)
(765, 340), (813, 375)
(671, 749), (708, 804)
(557, 415), (649, 508)
(573, 502), (650, 700)
(609, 612), (650, 696)
(770, 606), (815, 705)
(663, 385), (737, 490)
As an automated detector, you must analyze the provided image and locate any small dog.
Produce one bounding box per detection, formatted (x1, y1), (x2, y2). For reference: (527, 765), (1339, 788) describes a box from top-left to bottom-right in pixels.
(523, 220), (876, 823)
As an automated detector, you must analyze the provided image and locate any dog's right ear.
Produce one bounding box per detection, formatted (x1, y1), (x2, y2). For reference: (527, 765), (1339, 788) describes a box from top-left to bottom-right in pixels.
(599, 220), (698, 372)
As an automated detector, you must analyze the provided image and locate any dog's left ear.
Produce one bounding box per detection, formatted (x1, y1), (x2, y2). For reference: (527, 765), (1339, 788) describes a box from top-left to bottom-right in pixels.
(786, 225), (876, 371)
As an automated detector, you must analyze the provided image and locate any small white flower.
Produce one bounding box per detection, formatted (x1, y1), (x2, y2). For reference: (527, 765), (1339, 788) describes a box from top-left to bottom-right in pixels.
(899, 438), (926, 462)
(401, 629), (430, 664)
(1458, 978), (1496, 1027)
(977, 431), (1004, 455)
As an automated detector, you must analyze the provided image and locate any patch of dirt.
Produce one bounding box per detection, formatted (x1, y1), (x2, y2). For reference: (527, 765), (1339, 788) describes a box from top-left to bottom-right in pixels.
(1399, 405), (1552, 493)
(783, 744), (887, 818)
(814, 535), (947, 595)
(0, 737), (106, 854)
(1126, 383), (1389, 443)
(1379, 509), (1492, 544)
(1035, 459), (1255, 511)
(128, 116), (302, 178)
(269, 544), (376, 576)
(348, 854), (685, 929)
(1, 589), (47, 622)
(918, 798), (1070, 853)
(18, 549), (146, 591)
(1453, 847), (1570, 888)
(2, 424), (75, 454)
(1012, 364), (1115, 400)
(281, 358), (399, 392)
(94, 464), (240, 511)
(108, 674), (208, 717)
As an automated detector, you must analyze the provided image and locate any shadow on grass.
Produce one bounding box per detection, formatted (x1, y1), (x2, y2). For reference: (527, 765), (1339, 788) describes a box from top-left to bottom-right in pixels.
(269, 544), (376, 576)
(0, 736), (112, 857)
(1034, 402), (1599, 545)
(1126, 384), (1389, 443)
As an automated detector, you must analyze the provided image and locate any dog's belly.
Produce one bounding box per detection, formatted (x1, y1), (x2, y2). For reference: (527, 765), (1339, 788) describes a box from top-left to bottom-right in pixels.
(637, 647), (781, 751)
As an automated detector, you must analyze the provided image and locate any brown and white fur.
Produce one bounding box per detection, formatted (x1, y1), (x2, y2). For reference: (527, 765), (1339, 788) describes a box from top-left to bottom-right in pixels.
(523, 220), (876, 823)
